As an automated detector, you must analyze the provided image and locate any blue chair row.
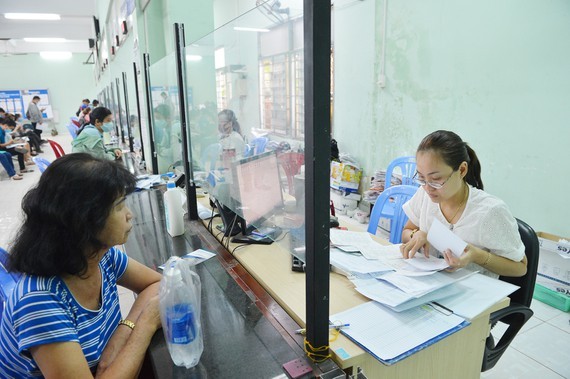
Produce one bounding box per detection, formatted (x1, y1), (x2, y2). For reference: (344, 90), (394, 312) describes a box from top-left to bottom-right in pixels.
(32, 156), (51, 173)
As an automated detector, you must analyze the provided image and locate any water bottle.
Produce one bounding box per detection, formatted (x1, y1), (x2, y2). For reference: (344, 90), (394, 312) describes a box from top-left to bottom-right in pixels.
(160, 259), (203, 368)
(163, 181), (184, 237)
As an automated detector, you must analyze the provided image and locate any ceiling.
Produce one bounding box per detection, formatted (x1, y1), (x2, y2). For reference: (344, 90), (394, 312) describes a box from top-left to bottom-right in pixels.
(0, 0), (96, 57)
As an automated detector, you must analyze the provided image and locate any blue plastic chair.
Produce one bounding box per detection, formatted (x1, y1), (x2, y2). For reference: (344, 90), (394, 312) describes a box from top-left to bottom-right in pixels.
(200, 143), (220, 172)
(385, 156), (418, 189)
(1, 248), (20, 316)
(66, 123), (79, 139)
(32, 156), (51, 173)
(250, 137), (268, 156)
(367, 185), (418, 244)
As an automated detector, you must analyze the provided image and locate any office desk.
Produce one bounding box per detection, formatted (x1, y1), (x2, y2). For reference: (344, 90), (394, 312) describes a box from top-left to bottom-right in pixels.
(204, 210), (509, 379)
(122, 190), (310, 378)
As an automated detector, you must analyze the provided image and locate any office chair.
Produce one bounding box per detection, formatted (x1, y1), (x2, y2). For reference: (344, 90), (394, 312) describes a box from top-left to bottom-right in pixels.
(47, 139), (66, 158)
(385, 156), (417, 189)
(481, 218), (539, 372)
(367, 185), (417, 244)
(32, 156), (51, 173)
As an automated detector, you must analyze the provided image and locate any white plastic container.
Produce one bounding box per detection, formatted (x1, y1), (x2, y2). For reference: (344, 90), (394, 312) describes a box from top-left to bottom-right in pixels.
(160, 257), (203, 369)
(163, 181), (184, 237)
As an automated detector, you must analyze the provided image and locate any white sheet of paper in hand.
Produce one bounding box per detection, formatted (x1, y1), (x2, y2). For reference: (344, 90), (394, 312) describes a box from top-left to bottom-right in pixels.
(427, 219), (467, 257)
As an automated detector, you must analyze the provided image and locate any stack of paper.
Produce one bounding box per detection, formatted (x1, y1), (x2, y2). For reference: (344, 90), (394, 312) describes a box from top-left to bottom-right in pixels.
(331, 301), (469, 364)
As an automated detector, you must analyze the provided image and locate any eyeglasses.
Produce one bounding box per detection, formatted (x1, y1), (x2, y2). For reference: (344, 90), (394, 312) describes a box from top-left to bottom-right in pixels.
(413, 170), (457, 189)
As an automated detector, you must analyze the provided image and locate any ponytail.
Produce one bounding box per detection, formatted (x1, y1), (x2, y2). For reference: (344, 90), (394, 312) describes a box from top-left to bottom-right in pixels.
(464, 144), (483, 190)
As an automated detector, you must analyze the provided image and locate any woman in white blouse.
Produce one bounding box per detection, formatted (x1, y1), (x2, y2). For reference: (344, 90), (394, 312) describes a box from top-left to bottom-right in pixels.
(400, 130), (527, 278)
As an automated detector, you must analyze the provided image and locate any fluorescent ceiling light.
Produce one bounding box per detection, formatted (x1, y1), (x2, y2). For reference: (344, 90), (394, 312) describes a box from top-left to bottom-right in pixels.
(40, 51), (72, 60)
(24, 38), (66, 43)
(233, 26), (270, 32)
(5, 13), (61, 21)
(185, 54), (202, 61)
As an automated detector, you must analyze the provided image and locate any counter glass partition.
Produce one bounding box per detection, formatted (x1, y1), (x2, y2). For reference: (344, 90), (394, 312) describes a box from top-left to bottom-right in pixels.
(184, 3), (307, 261)
(148, 53), (183, 174)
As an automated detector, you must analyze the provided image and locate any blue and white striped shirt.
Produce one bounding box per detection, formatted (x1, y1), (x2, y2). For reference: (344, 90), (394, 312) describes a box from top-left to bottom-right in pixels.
(0, 247), (129, 377)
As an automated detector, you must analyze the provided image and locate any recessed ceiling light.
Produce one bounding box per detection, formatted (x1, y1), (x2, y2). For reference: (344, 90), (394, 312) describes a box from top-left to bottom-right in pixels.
(24, 38), (66, 43)
(233, 26), (270, 32)
(40, 51), (72, 60)
(5, 13), (61, 21)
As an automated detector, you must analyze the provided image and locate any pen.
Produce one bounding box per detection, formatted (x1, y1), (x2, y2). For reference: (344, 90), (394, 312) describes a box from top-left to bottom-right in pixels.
(295, 324), (350, 334)
(431, 302), (454, 315)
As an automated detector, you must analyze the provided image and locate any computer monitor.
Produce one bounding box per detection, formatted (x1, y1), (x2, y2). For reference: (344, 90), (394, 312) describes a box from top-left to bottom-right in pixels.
(212, 150), (284, 243)
(233, 150), (284, 230)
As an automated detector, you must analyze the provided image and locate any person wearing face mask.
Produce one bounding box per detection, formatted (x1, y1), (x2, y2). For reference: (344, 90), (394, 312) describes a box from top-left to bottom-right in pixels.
(72, 107), (122, 160)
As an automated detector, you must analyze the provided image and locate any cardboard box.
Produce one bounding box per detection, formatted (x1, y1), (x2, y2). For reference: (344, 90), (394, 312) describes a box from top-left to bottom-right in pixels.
(536, 232), (570, 294)
(330, 162), (362, 193)
(533, 284), (570, 312)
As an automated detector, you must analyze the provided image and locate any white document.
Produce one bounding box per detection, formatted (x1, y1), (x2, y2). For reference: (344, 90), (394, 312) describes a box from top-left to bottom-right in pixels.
(330, 248), (393, 275)
(135, 174), (163, 189)
(376, 269), (475, 297)
(435, 273), (519, 319)
(404, 255), (449, 272)
(330, 229), (374, 246)
(331, 301), (467, 363)
(357, 242), (403, 260)
(427, 219), (467, 257)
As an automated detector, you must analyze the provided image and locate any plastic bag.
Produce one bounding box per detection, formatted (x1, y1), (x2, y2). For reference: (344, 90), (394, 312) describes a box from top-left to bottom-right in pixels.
(159, 256), (204, 368)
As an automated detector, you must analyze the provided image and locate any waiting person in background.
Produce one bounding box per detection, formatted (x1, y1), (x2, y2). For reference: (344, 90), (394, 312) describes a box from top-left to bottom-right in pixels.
(0, 108), (6, 118)
(218, 109), (246, 160)
(79, 107), (92, 126)
(92, 99), (100, 108)
(76, 98), (90, 117)
(72, 107), (122, 160)
(0, 118), (33, 174)
(400, 130), (527, 278)
(26, 95), (45, 139)
(8, 114), (43, 154)
(0, 151), (23, 180)
(0, 153), (162, 377)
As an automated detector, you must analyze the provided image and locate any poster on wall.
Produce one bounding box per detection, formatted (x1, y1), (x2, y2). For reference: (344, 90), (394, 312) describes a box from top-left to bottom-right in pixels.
(0, 89), (52, 119)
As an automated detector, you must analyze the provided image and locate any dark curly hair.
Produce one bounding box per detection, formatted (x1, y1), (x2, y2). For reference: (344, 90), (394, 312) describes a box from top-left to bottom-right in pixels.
(417, 130), (484, 190)
(7, 153), (136, 276)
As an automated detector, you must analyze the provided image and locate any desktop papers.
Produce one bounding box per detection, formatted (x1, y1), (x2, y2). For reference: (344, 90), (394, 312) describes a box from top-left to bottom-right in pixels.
(435, 273), (519, 319)
(330, 229), (402, 260)
(428, 219), (467, 257)
(331, 301), (468, 364)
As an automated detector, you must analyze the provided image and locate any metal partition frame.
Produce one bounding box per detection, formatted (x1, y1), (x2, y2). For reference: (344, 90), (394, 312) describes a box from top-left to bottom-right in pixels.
(174, 23), (199, 220)
(143, 53), (159, 174)
(304, 0), (332, 354)
(122, 72), (134, 152)
(115, 77), (125, 144)
(133, 62), (146, 164)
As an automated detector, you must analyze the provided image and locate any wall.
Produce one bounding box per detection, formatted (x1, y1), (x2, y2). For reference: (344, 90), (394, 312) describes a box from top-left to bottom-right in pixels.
(332, 0), (570, 236)
(0, 53), (95, 132)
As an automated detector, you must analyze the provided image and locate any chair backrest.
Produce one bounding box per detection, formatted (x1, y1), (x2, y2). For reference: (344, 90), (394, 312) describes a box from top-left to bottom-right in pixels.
(66, 123), (78, 139)
(278, 151), (305, 195)
(32, 156), (51, 173)
(251, 137), (269, 155)
(385, 156), (417, 189)
(367, 185), (418, 244)
(499, 218), (540, 306)
(47, 139), (66, 158)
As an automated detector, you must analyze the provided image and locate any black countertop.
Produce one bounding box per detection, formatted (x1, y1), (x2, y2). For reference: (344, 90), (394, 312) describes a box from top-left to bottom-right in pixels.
(123, 190), (307, 379)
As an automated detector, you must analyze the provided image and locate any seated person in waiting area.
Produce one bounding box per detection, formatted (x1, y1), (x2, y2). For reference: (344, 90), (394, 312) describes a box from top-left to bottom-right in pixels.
(0, 153), (162, 378)
(400, 130), (527, 278)
(72, 106), (122, 160)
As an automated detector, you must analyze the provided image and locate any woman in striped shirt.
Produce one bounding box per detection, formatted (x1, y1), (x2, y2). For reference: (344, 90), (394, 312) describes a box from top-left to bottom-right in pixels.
(0, 153), (162, 378)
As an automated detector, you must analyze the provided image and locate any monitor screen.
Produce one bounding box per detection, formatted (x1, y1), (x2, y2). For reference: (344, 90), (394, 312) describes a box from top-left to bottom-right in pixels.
(233, 151), (283, 228)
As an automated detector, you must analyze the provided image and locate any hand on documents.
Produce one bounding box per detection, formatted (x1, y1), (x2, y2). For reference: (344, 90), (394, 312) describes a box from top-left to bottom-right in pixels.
(400, 229), (430, 259)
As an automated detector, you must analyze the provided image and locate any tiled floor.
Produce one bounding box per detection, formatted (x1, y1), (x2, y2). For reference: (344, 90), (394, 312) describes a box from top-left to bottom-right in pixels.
(1, 134), (569, 378)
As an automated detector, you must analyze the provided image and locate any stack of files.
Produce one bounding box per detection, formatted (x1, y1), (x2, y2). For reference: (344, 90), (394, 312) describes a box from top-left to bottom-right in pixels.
(330, 301), (469, 364)
(330, 229), (404, 260)
(353, 269), (475, 312)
